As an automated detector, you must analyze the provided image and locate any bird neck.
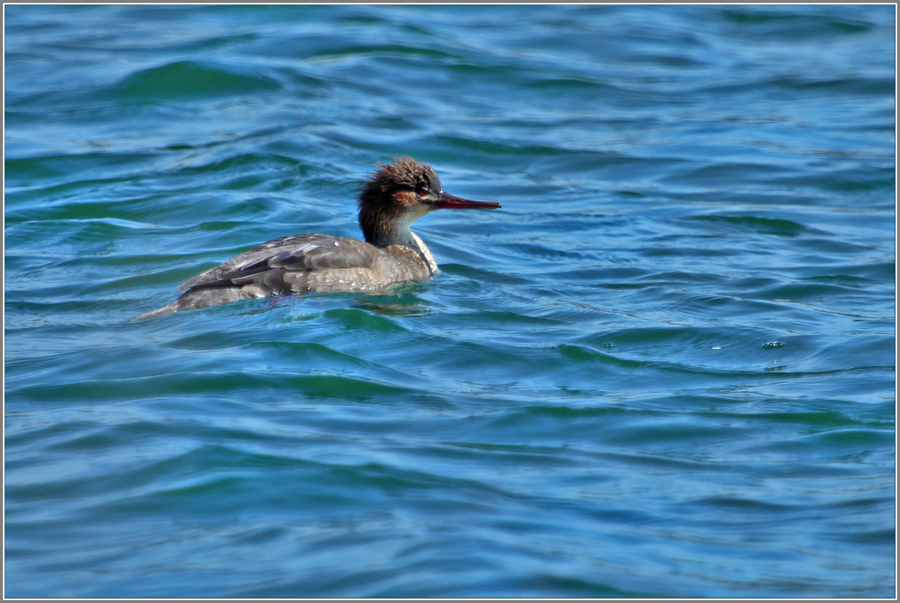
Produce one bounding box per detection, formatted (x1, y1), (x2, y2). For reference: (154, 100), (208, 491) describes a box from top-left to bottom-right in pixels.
(359, 203), (427, 248)
(358, 207), (437, 275)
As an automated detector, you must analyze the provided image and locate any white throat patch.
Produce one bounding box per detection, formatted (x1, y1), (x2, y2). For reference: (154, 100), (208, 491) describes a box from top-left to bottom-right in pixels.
(410, 232), (439, 275)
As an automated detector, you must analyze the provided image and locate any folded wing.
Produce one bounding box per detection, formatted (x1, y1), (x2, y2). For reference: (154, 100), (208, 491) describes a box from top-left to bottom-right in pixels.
(177, 234), (382, 292)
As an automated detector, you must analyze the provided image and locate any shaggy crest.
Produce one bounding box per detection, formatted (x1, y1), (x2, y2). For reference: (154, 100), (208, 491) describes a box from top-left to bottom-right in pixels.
(357, 157), (442, 246)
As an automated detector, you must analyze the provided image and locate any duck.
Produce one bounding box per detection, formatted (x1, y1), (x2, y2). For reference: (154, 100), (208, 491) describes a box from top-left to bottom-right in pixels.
(134, 157), (500, 320)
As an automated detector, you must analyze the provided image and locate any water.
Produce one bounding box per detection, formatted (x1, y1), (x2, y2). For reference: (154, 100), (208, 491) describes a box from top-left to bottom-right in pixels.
(4, 4), (895, 598)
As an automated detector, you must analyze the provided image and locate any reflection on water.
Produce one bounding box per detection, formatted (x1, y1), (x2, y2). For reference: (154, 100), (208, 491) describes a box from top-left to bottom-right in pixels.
(349, 291), (434, 319)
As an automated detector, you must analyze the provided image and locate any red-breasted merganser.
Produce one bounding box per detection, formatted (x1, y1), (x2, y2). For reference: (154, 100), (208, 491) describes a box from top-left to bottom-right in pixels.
(134, 157), (500, 320)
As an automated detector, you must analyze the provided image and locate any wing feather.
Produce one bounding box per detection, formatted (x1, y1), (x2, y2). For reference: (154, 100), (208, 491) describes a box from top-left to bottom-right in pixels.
(177, 234), (381, 291)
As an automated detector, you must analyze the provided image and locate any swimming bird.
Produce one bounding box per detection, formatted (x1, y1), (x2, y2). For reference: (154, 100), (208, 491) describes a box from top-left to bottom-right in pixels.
(134, 157), (501, 320)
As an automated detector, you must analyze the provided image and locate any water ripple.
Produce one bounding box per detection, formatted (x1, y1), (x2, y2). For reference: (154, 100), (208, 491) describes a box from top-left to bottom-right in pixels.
(5, 4), (894, 599)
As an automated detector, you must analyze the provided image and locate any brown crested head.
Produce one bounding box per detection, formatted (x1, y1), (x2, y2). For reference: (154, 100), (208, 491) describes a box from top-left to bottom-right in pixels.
(358, 157), (438, 211)
(357, 157), (501, 247)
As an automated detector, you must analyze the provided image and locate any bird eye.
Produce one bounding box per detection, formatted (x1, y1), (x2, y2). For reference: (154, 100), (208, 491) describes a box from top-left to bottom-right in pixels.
(416, 185), (430, 197)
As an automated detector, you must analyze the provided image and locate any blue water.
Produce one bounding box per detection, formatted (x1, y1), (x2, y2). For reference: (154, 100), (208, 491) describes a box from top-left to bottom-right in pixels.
(4, 4), (895, 598)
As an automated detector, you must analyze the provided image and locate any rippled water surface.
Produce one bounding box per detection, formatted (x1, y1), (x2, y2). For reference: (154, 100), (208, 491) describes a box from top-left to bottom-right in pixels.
(4, 4), (896, 598)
